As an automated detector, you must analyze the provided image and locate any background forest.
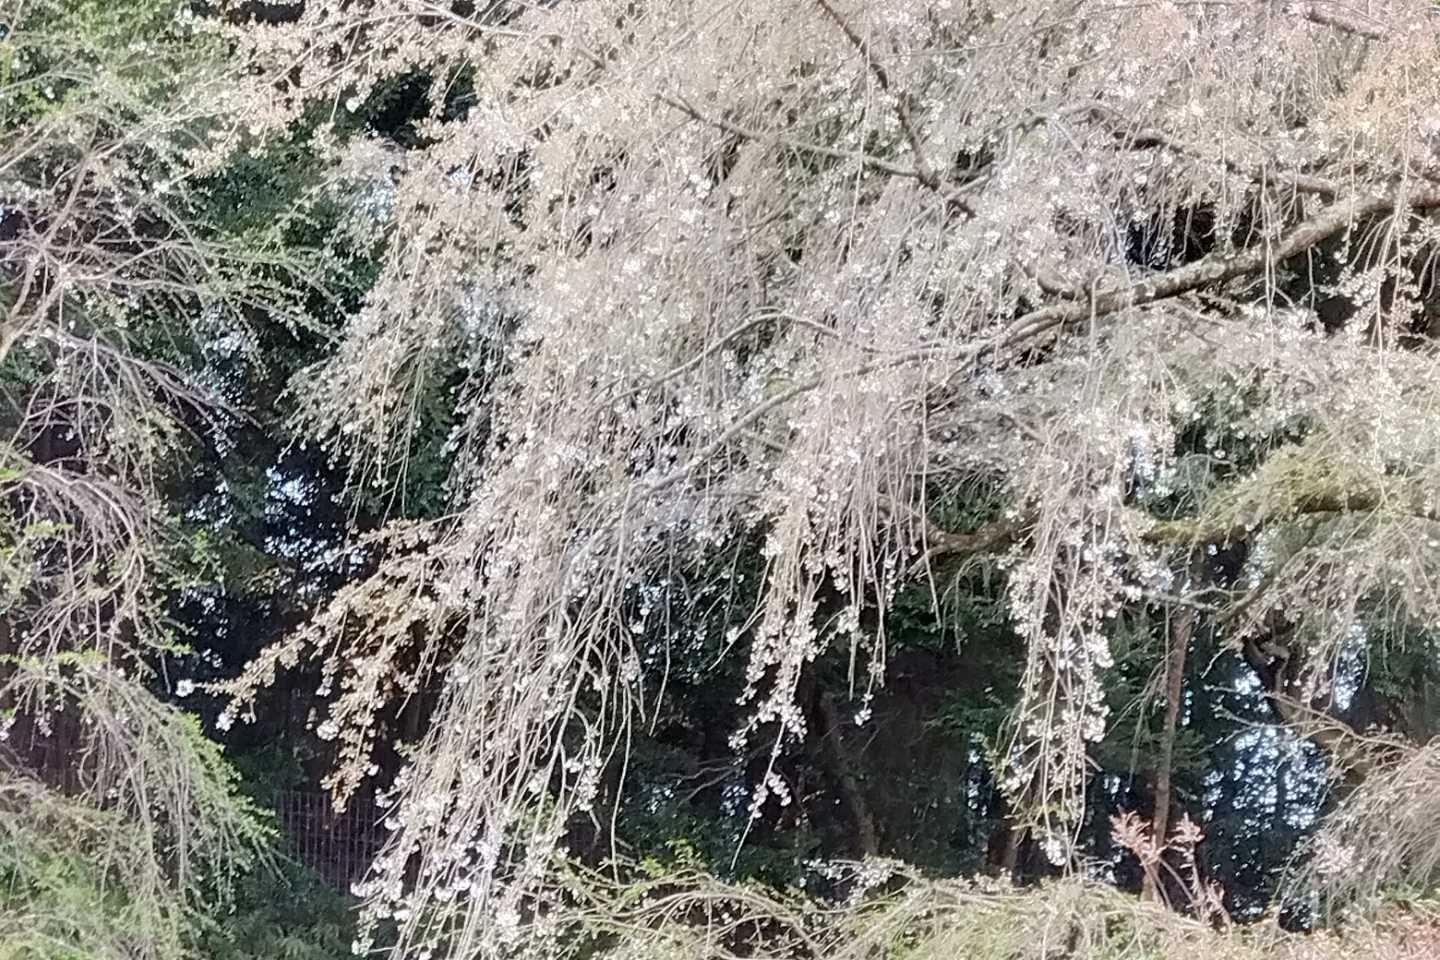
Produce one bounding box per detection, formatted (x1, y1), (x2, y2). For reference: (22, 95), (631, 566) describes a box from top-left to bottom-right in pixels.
(7, 1), (1440, 958)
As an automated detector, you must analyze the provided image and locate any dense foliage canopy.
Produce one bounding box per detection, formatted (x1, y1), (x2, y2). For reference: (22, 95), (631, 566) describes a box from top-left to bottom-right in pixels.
(10, 1), (1440, 958)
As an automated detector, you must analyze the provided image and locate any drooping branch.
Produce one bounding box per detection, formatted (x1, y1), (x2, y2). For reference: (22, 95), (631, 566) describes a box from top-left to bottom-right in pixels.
(812, 0), (942, 192)
(658, 187), (1440, 497)
(211, 3), (1440, 947)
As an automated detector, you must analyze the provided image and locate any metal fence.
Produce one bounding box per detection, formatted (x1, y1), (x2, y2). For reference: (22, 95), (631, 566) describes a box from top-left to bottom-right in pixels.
(275, 789), (389, 889)
(13, 734), (386, 891)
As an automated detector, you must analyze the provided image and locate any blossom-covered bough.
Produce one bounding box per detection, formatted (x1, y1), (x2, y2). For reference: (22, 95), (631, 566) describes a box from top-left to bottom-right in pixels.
(216, 0), (1440, 953)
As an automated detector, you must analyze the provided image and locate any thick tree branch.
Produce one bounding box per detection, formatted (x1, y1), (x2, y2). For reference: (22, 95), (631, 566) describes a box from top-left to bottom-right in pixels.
(1077, 102), (1341, 200)
(917, 516), (1022, 563)
(924, 474), (1440, 573)
(661, 94), (930, 184)
(1001, 187), (1440, 349)
(1292, 3), (1389, 41)
(1144, 482), (1440, 548)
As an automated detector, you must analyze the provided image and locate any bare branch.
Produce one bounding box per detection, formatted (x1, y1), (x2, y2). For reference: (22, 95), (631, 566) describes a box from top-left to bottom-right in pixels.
(1293, 3), (1389, 40)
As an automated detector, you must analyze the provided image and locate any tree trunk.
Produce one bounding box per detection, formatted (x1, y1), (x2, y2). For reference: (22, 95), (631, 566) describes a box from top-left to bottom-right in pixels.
(1144, 559), (1200, 902)
(1240, 623), (1374, 785)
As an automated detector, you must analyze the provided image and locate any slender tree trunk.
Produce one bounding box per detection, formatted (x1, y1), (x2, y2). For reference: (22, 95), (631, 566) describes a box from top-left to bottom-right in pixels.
(1001, 824), (1024, 878)
(1144, 558), (1201, 902)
